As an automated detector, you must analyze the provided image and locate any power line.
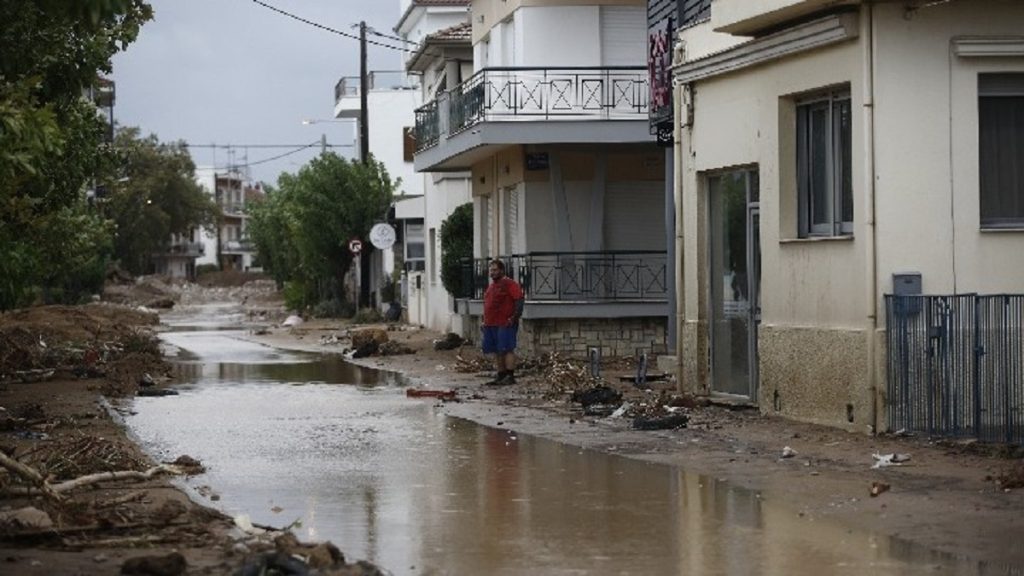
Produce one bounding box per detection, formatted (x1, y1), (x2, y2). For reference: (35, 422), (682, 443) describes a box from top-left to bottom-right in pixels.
(250, 0), (442, 57)
(184, 143), (353, 149)
(367, 27), (419, 46)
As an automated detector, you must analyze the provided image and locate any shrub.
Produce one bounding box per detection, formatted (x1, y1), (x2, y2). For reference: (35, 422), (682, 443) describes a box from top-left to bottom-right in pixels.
(440, 203), (473, 298)
(352, 307), (382, 324)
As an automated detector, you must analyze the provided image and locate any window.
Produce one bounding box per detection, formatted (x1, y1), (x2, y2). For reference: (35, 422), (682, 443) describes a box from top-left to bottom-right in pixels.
(797, 88), (852, 237)
(979, 73), (1024, 228)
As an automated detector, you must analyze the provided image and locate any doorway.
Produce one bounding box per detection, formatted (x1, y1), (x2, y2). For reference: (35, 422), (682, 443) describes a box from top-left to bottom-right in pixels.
(708, 169), (761, 400)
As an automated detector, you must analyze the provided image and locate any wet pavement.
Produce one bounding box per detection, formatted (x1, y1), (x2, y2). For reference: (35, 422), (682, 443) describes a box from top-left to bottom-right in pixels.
(125, 326), (1002, 575)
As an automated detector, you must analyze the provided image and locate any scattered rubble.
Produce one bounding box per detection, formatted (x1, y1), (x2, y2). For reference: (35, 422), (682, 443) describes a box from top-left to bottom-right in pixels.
(433, 332), (464, 351)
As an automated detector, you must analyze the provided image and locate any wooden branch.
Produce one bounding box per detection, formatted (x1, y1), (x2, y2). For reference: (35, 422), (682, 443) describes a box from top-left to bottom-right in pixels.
(0, 458), (183, 500)
(49, 464), (183, 494)
(0, 451), (62, 502)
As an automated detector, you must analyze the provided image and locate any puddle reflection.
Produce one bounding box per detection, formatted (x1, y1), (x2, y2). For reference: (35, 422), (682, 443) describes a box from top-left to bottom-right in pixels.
(125, 331), (1011, 576)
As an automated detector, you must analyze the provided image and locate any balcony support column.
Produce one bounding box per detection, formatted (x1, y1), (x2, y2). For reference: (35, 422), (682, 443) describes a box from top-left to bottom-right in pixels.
(549, 152), (573, 253)
(586, 152), (606, 252)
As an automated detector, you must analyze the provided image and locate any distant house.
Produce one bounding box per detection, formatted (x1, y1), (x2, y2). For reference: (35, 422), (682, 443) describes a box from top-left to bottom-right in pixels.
(194, 168), (257, 271)
(668, 0), (1024, 436)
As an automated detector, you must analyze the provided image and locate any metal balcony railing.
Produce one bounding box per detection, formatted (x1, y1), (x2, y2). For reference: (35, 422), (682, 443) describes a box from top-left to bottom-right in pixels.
(460, 251), (667, 302)
(164, 242), (205, 257)
(413, 66), (649, 151)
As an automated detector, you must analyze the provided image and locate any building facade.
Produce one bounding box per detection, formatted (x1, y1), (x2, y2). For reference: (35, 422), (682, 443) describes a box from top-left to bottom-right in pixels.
(194, 168), (257, 271)
(400, 2), (475, 333)
(414, 0), (672, 356)
(670, 0), (1024, 431)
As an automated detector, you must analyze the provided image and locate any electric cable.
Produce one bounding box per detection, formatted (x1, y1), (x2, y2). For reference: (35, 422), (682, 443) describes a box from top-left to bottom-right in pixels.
(250, 0), (444, 58)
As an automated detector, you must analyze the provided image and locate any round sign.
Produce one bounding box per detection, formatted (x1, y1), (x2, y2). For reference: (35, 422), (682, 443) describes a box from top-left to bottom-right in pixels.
(348, 238), (362, 254)
(369, 223), (396, 250)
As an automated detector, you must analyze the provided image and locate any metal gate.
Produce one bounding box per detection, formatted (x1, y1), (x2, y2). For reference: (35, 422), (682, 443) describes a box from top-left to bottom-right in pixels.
(885, 294), (1024, 444)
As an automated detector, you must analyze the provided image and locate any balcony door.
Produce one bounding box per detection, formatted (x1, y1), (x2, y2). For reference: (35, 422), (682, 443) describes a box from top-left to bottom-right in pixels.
(708, 168), (761, 400)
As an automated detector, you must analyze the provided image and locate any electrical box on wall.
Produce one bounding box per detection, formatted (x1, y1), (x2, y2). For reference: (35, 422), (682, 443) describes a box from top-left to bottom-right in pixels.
(892, 272), (922, 317)
(892, 273), (921, 296)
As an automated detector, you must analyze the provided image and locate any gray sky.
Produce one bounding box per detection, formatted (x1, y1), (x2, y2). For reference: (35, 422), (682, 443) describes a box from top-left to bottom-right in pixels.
(112, 0), (403, 185)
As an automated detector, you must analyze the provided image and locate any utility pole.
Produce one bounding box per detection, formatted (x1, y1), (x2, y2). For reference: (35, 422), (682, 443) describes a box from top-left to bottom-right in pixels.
(320, 133), (327, 155)
(359, 20), (370, 165)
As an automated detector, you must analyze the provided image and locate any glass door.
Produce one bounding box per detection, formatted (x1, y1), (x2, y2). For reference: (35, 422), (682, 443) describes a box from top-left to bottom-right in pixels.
(709, 169), (761, 400)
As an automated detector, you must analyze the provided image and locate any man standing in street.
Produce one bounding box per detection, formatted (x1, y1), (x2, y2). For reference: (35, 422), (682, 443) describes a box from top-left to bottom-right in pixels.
(482, 259), (524, 385)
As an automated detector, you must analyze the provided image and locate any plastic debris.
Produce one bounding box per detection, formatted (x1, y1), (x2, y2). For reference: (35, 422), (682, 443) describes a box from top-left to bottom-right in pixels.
(281, 315), (304, 327)
(610, 402), (632, 418)
(872, 453), (911, 469)
(781, 446), (798, 459)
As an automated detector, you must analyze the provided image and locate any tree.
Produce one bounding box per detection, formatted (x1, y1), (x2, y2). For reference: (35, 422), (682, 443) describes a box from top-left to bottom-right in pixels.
(0, 0), (152, 308)
(249, 153), (395, 313)
(440, 203), (474, 299)
(106, 127), (218, 275)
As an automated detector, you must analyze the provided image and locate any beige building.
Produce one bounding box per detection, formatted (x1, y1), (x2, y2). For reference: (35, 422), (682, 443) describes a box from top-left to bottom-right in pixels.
(670, 0), (1024, 431)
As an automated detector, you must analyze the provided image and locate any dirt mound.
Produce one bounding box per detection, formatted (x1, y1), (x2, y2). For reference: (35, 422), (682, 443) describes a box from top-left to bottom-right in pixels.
(197, 270), (268, 287)
(0, 304), (163, 386)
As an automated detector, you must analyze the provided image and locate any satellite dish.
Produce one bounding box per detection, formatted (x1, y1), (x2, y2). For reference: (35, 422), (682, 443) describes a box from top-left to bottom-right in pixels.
(369, 223), (396, 250)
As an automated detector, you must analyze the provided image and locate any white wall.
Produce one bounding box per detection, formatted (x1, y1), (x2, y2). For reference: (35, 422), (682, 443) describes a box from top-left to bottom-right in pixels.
(366, 89), (423, 197)
(423, 174), (472, 331)
(519, 6), (601, 67)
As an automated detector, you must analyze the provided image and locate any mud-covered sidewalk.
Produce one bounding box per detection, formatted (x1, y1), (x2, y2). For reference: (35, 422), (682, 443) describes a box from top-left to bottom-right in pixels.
(244, 318), (1024, 572)
(0, 284), (385, 575)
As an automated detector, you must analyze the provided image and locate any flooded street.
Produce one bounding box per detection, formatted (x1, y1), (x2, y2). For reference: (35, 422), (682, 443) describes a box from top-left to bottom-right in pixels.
(124, 326), (995, 575)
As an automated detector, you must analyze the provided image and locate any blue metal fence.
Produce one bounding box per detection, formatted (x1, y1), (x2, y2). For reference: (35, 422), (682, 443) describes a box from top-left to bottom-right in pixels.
(886, 294), (1024, 444)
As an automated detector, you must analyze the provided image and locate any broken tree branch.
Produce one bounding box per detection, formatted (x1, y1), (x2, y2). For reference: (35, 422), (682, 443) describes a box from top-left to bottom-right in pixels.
(0, 451), (62, 502)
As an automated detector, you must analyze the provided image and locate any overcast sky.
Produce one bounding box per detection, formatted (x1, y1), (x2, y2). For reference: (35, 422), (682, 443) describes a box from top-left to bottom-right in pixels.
(112, 0), (405, 184)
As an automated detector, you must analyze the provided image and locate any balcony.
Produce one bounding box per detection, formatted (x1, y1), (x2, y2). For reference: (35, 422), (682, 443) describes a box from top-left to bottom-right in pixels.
(222, 239), (255, 254)
(220, 202), (246, 217)
(458, 251), (667, 319)
(334, 71), (419, 119)
(161, 241), (204, 258)
(413, 66), (654, 171)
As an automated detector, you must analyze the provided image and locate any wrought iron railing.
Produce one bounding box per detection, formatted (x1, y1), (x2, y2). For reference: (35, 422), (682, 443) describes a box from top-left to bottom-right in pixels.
(886, 294), (1024, 445)
(451, 66), (648, 134)
(460, 251), (667, 302)
(412, 66), (649, 148)
(414, 99), (439, 152)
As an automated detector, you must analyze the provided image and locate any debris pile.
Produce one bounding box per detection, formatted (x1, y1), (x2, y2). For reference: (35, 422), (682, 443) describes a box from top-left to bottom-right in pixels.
(0, 304), (166, 392)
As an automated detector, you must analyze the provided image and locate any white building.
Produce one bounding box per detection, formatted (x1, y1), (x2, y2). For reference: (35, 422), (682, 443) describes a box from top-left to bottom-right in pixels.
(194, 167), (257, 271)
(413, 0), (669, 357)
(399, 2), (474, 332)
(668, 0), (1024, 436)
(334, 70), (424, 309)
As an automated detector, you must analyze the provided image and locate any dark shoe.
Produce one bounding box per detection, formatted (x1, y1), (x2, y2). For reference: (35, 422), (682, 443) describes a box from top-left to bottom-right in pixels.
(500, 374), (516, 385)
(484, 371), (507, 386)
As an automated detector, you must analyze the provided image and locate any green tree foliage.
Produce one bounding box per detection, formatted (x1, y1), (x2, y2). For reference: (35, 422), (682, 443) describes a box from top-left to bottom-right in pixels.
(248, 154), (395, 313)
(0, 0), (152, 308)
(440, 202), (474, 298)
(106, 127), (218, 274)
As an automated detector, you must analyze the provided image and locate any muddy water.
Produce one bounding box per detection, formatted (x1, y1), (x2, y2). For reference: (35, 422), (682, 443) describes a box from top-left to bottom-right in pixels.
(126, 329), (993, 575)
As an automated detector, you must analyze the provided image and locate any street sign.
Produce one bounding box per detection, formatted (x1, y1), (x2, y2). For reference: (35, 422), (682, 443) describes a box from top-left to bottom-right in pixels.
(369, 223), (396, 250)
(348, 238), (362, 254)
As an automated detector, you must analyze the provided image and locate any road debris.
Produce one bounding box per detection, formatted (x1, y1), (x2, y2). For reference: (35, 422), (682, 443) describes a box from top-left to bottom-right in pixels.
(872, 453), (912, 469)
(781, 446), (798, 459)
(632, 413), (689, 431)
(870, 481), (891, 497)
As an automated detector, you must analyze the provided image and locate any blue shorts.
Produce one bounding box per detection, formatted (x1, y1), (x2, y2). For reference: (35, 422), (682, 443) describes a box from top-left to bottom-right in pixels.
(481, 325), (518, 354)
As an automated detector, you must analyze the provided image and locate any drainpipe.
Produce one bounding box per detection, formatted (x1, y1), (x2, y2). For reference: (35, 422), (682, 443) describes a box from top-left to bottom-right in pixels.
(861, 3), (880, 434)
